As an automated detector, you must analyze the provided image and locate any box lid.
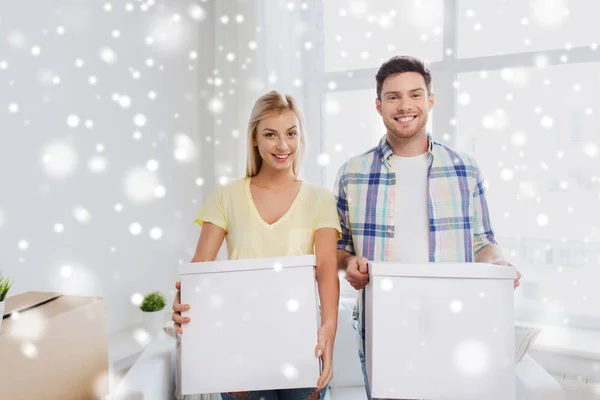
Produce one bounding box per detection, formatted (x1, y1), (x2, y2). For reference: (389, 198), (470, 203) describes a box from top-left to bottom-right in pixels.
(369, 262), (517, 280)
(2, 291), (62, 319)
(180, 254), (316, 275)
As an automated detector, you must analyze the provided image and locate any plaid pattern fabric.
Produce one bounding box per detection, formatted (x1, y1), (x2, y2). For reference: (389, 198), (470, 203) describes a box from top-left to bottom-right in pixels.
(334, 134), (498, 357)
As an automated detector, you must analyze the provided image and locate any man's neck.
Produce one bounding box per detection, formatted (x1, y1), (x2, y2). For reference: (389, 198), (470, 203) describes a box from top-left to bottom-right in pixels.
(387, 131), (429, 157)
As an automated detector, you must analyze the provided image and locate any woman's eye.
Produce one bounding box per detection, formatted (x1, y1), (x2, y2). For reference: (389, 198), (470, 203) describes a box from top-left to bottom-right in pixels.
(288, 131), (298, 137)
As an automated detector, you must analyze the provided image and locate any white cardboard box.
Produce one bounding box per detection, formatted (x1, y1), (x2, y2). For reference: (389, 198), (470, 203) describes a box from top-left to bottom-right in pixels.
(365, 262), (516, 400)
(179, 255), (320, 395)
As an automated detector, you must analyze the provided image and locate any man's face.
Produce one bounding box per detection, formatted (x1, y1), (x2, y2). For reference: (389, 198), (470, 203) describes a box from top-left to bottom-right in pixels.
(376, 71), (435, 141)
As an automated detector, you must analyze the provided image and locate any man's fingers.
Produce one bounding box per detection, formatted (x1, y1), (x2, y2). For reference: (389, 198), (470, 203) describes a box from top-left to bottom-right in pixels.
(357, 258), (369, 274)
(175, 281), (181, 290)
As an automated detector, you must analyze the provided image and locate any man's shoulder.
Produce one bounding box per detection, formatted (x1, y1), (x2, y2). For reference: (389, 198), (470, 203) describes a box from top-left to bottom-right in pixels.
(338, 145), (380, 175)
(431, 140), (479, 168)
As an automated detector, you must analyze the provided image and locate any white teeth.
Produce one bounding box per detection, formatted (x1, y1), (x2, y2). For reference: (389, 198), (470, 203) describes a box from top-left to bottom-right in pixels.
(398, 116), (415, 122)
(274, 155), (288, 159)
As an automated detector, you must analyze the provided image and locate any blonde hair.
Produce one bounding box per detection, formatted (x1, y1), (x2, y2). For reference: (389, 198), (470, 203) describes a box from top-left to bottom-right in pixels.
(246, 90), (306, 178)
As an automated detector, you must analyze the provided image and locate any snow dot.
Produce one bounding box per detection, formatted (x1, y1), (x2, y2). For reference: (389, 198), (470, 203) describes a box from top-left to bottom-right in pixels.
(450, 300), (463, 313)
(154, 185), (166, 198)
(188, 4), (206, 21)
(52, 76), (60, 85)
(457, 93), (471, 106)
(133, 114), (147, 127)
(454, 341), (489, 377)
(293, 79), (302, 87)
(8, 103), (19, 113)
(536, 214), (549, 226)
(304, 41), (313, 50)
(145, 159), (159, 172)
(559, 180), (569, 190)
(286, 299), (300, 312)
(281, 364), (299, 380)
(220, 15), (229, 24)
(73, 206), (91, 224)
(18, 240), (29, 250)
(226, 52), (235, 62)
(0, 61), (8, 70)
(88, 156), (107, 173)
(248, 41), (257, 50)
(54, 223), (64, 233)
(273, 262), (283, 272)
(317, 153), (331, 166)
(123, 167), (161, 203)
(482, 115), (495, 129)
(118, 96), (131, 108)
(585, 108), (593, 115)
(174, 133), (197, 162)
(41, 141), (78, 178)
(540, 116), (554, 129)
(189, 51), (198, 60)
(112, 29), (120, 38)
(60, 265), (73, 278)
(531, 0), (568, 28)
(66, 114), (80, 128)
(21, 343), (38, 359)
(98, 47), (117, 64)
(511, 131), (527, 147)
(380, 278), (394, 291)
(89, 76), (98, 85)
(129, 222), (143, 236)
(219, 176), (229, 186)
(114, 203), (124, 212)
(133, 328), (151, 346)
(500, 168), (514, 181)
(195, 177), (204, 186)
(149, 227), (163, 240)
(208, 97), (224, 114)
(31, 46), (41, 56)
(236, 14), (244, 23)
(583, 143), (598, 158)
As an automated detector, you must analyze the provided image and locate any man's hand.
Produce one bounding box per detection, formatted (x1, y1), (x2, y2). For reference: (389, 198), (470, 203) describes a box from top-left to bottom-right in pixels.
(345, 256), (370, 290)
(491, 259), (521, 289)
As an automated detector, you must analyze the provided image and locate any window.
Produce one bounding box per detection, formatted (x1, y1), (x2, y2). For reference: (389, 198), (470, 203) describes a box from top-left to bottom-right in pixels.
(310, 0), (600, 325)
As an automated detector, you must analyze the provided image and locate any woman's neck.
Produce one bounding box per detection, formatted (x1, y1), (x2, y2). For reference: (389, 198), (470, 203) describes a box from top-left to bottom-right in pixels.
(251, 167), (297, 189)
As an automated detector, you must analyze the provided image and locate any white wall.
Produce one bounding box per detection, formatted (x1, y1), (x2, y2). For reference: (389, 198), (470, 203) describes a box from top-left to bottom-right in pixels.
(0, 0), (217, 333)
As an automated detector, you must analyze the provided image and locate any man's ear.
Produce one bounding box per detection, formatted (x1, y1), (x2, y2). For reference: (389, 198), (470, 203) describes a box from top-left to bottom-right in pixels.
(375, 97), (383, 116)
(428, 92), (435, 111)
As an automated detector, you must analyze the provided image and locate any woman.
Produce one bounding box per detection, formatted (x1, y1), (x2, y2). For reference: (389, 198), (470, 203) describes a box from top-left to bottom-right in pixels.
(172, 90), (341, 400)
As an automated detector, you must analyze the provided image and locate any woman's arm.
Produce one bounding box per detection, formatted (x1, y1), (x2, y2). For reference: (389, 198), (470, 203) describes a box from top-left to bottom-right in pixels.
(191, 222), (226, 262)
(314, 227), (340, 389)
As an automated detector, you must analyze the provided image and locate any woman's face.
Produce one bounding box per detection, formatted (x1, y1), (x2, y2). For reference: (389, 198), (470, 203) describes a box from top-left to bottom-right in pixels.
(254, 110), (300, 173)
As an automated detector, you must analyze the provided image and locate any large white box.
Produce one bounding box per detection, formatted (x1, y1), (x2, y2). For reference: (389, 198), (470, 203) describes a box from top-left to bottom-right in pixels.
(179, 255), (320, 395)
(366, 262), (516, 400)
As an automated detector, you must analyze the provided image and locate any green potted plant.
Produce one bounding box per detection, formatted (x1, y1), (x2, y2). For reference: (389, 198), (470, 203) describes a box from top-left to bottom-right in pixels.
(0, 272), (13, 330)
(140, 291), (167, 334)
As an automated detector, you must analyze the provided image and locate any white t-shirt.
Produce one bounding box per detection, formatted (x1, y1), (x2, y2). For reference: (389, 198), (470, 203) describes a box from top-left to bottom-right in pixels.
(390, 152), (430, 263)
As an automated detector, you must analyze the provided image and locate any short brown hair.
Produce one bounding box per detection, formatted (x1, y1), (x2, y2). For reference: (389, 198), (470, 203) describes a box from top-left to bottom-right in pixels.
(375, 56), (432, 100)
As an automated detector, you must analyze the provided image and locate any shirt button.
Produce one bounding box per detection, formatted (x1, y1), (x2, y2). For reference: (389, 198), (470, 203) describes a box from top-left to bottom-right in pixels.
(387, 228), (393, 233)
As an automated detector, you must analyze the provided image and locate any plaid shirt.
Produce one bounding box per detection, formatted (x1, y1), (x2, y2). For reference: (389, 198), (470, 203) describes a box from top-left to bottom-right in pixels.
(334, 134), (497, 356)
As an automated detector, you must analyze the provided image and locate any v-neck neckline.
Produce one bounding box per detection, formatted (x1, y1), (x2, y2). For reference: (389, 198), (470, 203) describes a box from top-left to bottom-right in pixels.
(246, 177), (304, 228)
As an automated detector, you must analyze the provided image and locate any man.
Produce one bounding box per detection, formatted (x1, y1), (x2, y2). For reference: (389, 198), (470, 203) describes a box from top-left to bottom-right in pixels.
(334, 55), (521, 400)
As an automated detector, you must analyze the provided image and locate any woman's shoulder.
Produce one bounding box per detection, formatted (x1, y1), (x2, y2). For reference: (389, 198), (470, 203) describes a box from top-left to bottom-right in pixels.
(301, 181), (335, 200)
(208, 177), (247, 197)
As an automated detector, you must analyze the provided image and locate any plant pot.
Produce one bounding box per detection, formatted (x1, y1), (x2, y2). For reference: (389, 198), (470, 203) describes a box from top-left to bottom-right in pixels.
(142, 309), (165, 335)
(0, 300), (5, 331)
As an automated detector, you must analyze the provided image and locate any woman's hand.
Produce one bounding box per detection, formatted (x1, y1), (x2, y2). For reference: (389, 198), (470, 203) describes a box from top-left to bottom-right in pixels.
(171, 281), (191, 334)
(315, 321), (336, 389)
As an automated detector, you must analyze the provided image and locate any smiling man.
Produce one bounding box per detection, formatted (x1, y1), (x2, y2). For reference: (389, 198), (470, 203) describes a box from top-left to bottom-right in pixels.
(333, 55), (521, 400)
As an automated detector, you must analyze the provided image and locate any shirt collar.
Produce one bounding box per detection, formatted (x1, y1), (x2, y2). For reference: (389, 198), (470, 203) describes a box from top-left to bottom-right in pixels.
(376, 133), (434, 165)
